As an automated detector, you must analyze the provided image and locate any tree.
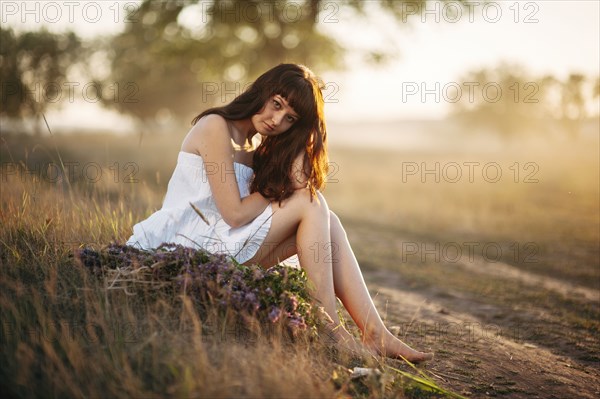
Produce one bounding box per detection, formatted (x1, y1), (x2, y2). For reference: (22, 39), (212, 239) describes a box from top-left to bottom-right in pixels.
(449, 63), (600, 139)
(558, 73), (586, 138)
(96, 0), (475, 128)
(0, 27), (81, 133)
(449, 62), (548, 137)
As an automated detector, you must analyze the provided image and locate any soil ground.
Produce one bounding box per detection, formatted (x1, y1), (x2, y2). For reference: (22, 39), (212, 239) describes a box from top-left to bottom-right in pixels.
(346, 219), (600, 398)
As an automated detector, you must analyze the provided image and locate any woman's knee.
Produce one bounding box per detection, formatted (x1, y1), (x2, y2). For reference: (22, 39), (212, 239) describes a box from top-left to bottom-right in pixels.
(285, 188), (329, 212)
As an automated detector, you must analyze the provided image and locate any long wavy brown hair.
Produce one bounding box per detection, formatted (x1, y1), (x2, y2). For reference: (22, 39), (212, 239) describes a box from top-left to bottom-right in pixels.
(192, 63), (328, 203)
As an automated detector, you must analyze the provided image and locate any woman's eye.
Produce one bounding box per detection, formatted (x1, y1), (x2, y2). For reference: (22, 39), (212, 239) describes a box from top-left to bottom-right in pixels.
(287, 115), (296, 123)
(273, 99), (281, 108)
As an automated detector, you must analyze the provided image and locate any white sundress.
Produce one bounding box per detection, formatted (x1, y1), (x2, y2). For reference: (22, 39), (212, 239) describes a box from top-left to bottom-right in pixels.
(126, 151), (273, 264)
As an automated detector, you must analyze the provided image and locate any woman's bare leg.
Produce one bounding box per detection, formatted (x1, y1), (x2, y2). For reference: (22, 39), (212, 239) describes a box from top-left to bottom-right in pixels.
(328, 212), (433, 362)
(245, 190), (432, 361)
(245, 189), (363, 350)
(253, 234), (297, 268)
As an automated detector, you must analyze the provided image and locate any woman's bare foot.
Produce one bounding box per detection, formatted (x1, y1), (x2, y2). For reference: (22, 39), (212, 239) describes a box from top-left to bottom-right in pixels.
(363, 330), (434, 363)
(335, 331), (378, 361)
(321, 323), (378, 361)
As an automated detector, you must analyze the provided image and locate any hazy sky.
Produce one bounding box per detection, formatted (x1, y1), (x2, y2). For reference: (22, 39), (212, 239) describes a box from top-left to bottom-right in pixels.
(2, 0), (598, 128)
(320, 0), (599, 121)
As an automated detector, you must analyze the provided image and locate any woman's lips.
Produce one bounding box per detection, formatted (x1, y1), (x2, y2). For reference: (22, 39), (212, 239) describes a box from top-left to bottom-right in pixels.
(264, 122), (274, 132)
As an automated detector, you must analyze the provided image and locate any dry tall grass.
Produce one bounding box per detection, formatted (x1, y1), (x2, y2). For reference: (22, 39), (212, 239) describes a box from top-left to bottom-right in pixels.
(0, 132), (462, 398)
(2, 126), (597, 398)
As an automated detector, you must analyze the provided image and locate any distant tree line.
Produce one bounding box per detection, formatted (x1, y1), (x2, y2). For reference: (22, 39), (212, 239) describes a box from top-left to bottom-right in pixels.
(449, 62), (599, 138)
(1, 0), (598, 138)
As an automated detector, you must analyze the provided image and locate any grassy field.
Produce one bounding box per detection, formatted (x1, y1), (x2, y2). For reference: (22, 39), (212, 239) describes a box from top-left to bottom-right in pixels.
(1, 126), (598, 398)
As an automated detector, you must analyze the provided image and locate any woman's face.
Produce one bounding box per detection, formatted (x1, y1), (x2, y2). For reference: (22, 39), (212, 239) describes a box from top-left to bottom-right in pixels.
(252, 95), (300, 136)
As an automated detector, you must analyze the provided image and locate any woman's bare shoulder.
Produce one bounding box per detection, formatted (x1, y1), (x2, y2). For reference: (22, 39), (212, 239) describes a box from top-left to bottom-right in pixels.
(191, 114), (230, 137)
(181, 114), (231, 155)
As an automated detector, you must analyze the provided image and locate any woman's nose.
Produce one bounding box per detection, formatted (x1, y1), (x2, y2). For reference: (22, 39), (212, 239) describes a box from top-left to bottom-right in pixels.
(272, 112), (284, 125)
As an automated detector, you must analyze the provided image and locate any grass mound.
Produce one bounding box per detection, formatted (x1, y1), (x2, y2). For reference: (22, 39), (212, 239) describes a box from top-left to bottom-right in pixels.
(76, 243), (322, 339)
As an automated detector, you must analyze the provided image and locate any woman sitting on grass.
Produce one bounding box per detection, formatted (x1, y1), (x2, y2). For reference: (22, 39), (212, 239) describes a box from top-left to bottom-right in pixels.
(127, 63), (433, 363)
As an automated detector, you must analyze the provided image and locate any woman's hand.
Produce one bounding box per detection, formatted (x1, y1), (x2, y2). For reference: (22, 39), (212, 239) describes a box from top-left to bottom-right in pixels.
(290, 151), (310, 190)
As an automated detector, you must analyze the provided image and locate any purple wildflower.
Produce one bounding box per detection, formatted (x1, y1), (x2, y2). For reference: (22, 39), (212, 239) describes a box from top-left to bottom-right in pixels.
(288, 318), (307, 330)
(288, 295), (299, 312)
(252, 268), (265, 281)
(268, 307), (281, 323)
(244, 292), (260, 312)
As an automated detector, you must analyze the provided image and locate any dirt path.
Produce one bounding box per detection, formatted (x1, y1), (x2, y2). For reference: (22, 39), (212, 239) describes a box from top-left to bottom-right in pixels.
(434, 256), (599, 303)
(364, 267), (600, 398)
(342, 219), (600, 398)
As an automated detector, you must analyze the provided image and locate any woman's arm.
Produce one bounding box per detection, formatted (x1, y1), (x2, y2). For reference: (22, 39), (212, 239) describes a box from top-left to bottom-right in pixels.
(184, 115), (270, 228)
